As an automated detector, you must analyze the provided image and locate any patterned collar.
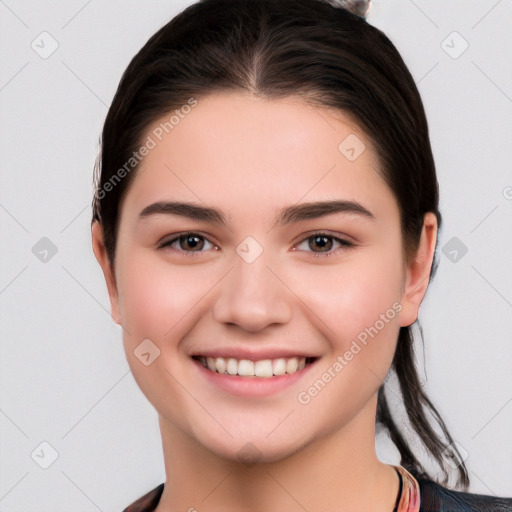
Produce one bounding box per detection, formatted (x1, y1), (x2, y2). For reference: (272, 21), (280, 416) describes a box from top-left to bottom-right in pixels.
(124, 465), (420, 512)
(393, 465), (421, 512)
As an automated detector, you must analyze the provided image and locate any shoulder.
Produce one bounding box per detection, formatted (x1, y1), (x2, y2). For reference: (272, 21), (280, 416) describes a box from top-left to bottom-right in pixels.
(120, 478), (512, 512)
(122, 483), (164, 512)
(418, 478), (512, 512)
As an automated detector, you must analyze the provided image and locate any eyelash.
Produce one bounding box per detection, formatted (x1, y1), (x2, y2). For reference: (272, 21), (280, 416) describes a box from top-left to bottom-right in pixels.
(157, 231), (355, 258)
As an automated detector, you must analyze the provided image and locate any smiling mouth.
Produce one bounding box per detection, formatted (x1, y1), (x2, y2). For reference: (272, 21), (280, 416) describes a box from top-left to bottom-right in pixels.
(193, 356), (317, 378)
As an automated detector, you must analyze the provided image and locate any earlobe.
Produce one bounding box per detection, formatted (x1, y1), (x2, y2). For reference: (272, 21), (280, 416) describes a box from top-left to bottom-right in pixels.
(398, 212), (438, 327)
(91, 221), (121, 325)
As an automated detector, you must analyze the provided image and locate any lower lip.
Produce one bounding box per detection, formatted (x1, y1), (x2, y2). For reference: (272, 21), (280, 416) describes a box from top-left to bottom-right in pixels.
(192, 358), (317, 398)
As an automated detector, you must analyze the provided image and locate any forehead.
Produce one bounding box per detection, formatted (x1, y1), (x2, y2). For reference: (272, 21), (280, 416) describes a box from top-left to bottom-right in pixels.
(121, 92), (398, 225)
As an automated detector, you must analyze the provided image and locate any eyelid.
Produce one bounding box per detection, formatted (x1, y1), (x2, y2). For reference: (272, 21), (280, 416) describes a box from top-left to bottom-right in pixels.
(293, 229), (358, 246)
(157, 230), (356, 257)
(293, 231), (356, 257)
(157, 231), (219, 253)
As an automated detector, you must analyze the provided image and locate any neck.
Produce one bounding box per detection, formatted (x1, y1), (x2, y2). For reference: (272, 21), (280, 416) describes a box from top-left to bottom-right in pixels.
(155, 394), (399, 512)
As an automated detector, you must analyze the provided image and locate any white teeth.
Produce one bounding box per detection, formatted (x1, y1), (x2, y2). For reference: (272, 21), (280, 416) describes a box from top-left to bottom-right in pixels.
(272, 358), (287, 376)
(227, 358), (238, 376)
(215, 357), (226, 374)
(286, 358), (299, 374)
(255, 359), (273, 378)
(197, 355), (310, 377)
(238, 359), (255, 376)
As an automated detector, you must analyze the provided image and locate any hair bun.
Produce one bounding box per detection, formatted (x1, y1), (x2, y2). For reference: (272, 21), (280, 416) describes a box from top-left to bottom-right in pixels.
(323, 0), (372, 18)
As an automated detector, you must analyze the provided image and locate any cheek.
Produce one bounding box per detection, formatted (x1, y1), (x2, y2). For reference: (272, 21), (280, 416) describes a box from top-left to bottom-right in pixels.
(294, 246), (405, 347)
(291, 249), (404, 432)
(115, 251), (214, 343)
(114, 251), (212, 419)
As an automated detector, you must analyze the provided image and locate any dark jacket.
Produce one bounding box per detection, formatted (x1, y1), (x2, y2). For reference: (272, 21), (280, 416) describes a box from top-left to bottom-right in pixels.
(123, 480), (512, 511)
(417, 479), (512, 512)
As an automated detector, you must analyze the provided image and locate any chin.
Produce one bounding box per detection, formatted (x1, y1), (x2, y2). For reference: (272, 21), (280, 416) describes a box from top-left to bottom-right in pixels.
(183, 413), (320, 467)
(203, 434), (306, 466)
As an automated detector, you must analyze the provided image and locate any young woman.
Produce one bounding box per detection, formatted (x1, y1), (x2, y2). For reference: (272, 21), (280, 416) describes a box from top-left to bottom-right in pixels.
(91, 0), (512, 510)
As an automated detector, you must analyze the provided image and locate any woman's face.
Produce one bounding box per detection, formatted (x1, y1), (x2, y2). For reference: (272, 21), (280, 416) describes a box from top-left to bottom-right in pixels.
(94, 92), (433, 463)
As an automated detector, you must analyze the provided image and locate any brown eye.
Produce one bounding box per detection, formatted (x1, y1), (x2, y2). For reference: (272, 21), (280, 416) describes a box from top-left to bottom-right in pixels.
(179, 234), (205, 251)
(295, 232), (355, 257)
(158, 233), (216, 255)
(309, 235), (333, 252)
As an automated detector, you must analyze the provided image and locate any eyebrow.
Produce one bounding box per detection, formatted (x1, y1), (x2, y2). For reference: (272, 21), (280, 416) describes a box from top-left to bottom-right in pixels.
(138, 199), (374, 228)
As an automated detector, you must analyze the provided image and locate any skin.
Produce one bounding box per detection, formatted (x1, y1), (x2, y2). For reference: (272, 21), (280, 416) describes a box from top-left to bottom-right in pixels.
(92, 92), (437, 511)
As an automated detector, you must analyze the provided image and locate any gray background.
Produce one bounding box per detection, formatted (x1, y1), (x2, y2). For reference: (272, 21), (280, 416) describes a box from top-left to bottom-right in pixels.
(1, 0), (511, 510)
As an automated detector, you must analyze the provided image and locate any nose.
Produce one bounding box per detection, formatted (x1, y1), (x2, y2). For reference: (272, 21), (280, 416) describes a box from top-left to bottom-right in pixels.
(212, 251), (293, 332)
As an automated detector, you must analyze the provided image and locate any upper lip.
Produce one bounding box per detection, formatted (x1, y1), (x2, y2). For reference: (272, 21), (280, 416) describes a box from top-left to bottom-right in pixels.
(189, 348), (320, 360)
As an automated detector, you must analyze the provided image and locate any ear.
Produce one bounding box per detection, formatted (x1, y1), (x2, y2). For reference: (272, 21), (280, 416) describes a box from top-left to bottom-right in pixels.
(91, 221), (121, 325)
(397, 212), (438, 327)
